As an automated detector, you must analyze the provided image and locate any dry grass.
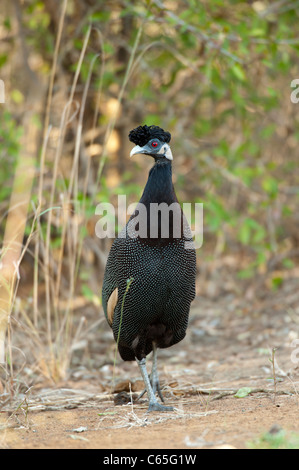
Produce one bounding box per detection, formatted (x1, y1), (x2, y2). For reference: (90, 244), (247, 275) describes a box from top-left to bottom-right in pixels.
(0, 4), (147, 390)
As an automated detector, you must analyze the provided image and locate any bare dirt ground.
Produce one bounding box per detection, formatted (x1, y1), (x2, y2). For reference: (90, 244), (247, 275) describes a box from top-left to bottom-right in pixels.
(1, 280), (299, 449)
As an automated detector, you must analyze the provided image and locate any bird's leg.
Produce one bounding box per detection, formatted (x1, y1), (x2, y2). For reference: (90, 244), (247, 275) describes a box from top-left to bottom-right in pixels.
(136, 343), (164, 403)
(135, 357), (173, 412)
(151, 342), (165, 403)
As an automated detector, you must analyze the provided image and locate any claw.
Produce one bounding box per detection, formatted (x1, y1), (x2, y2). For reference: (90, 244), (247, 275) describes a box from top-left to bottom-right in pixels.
(147, 402), (173, 413)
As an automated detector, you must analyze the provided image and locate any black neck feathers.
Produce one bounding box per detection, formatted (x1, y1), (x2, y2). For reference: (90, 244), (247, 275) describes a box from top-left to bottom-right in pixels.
(129, 160), (182, 243)
(139, 160), (177, 207)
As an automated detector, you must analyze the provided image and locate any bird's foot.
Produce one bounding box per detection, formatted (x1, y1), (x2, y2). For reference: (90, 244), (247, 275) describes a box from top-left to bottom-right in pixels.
(136, 375), (165, 403)
(152, 377), (165, 402)
(147, 401), (174, 413)
(135, 353), (172, 413)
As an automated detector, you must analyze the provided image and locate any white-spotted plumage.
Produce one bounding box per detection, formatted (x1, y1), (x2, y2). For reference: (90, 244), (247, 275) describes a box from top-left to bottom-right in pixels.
(102, 125), (196, 412)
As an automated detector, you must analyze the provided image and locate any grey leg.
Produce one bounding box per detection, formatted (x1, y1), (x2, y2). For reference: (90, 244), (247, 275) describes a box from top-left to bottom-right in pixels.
(136, 342), (166, 403)
(135, 356), (173, 412)
(151, 342), (165, 403)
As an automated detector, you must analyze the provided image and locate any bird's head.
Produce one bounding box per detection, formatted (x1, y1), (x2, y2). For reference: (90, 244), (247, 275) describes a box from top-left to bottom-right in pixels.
(129, 125), (173, 161)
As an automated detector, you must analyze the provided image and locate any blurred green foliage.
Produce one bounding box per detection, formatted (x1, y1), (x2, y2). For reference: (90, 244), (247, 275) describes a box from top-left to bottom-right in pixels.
(249, 427), (299, 449)
(0, 111), (22, 203)
(1, 0), (299, 288)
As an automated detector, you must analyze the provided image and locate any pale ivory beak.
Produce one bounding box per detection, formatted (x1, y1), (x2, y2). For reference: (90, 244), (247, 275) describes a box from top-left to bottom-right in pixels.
(130, 144), (173, 160)
(130, 145), (144, 157)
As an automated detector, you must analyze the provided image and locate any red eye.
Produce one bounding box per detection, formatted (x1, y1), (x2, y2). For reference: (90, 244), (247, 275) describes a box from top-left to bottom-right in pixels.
(151, 141), (158, 147)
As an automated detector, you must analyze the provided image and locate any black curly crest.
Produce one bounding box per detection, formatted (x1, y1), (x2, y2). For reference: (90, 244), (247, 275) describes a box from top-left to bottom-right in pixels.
(129, 125), (171, 147)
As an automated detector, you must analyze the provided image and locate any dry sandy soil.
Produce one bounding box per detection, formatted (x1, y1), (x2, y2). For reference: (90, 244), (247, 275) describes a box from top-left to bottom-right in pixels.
(1, 282), (299, 449)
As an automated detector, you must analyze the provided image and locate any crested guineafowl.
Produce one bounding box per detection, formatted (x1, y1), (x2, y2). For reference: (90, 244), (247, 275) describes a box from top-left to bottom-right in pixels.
(102, 125), (196, 412)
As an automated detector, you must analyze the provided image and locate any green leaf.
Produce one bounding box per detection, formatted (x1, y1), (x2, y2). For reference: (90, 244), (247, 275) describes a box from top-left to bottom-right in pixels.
(249, 28), (265, 38)
(234, 387), (252, 398)
(238, 222), (251, 245)
(282, 258), (295, 269)
(262, 177), (278, 198)
(11, 89), (24, 104)
(231, 64), (246, 82)
(0, 54), (8, 68)
(81, 285), (96, 302)
(272, 277), (283, 290)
